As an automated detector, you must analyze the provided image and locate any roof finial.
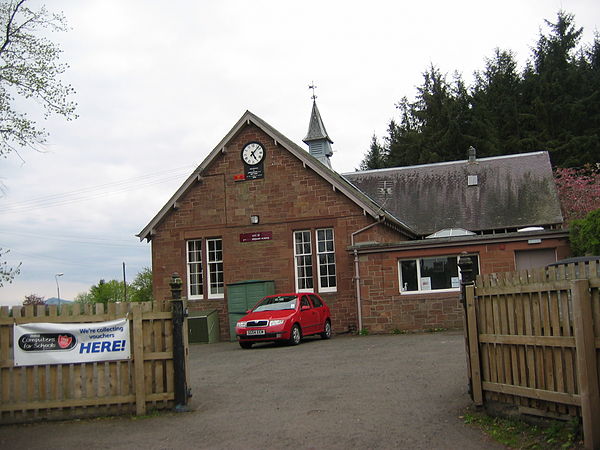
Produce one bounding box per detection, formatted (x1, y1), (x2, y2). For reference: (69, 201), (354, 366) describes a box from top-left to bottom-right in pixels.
(308, 82), (317, 101)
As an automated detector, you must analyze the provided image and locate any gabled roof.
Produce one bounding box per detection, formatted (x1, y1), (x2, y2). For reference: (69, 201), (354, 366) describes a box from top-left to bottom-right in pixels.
(138, 111), (417, 241)
(342, 152), (563, 236)
(303, 101), (333, 144)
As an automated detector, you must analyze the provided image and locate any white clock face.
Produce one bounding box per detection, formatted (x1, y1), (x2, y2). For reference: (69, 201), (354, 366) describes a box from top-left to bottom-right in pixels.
(242, 142), (264, 165)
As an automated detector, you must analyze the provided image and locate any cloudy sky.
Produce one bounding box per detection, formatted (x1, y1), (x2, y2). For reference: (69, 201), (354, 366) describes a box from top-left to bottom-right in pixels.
(0, 0), (598, 305)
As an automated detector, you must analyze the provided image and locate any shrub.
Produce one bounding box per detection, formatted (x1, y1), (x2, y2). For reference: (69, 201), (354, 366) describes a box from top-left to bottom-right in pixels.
(569, 208), (600, 256)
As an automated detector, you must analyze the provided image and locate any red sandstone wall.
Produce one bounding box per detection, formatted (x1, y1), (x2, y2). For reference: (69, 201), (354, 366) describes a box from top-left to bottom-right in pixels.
(357, 237), (571, 333)
(150, 123), (407, 340)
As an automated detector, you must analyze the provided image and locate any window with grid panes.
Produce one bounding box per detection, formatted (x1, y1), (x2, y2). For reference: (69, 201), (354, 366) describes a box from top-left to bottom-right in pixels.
(207, 238), (224, 298)
(186, 240), (203, 299)
(293, 230), (313, 291)
(317, 228), (337, 292)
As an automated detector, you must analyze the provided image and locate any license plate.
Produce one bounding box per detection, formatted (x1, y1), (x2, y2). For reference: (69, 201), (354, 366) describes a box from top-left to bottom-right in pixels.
(247, 329), (265, 336)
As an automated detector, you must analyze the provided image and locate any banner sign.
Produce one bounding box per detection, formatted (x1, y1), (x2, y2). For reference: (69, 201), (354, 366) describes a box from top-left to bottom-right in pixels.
(14, 318), (131, 367)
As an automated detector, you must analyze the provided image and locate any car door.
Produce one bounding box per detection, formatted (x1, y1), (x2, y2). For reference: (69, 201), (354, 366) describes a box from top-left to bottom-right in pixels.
(309, 294), (327, 330)
(298, 295), (318, 334)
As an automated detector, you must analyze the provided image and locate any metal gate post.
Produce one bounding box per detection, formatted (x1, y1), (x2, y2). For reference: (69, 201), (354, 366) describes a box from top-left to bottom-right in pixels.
(170, 272), (190, 412)
(458, 254), (476, 401)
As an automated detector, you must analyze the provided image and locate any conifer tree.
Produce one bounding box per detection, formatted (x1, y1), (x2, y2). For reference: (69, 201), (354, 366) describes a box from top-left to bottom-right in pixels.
(358, 10), (599, 171)
(359, 135), (387, 170)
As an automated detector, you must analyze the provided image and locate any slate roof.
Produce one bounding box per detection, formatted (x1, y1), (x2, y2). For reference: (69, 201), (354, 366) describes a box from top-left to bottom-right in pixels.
(342, 152), (563, 236)
(303, 101), (333, 143)
(138, 111), (417, 241)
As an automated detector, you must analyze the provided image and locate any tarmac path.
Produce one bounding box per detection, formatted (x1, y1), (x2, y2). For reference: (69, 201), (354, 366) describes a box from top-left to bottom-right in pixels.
(1, 331), (504, 449)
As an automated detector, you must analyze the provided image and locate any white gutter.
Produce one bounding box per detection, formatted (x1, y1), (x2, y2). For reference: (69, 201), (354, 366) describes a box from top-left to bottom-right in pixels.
(350, 217), (384, 332)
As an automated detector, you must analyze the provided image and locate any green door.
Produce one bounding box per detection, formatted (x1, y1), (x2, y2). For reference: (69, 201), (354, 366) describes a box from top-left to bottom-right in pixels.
(227, 280), (275, 341)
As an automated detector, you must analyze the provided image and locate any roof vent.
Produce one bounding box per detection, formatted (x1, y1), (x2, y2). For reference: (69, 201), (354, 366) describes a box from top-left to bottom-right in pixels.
(467, 175), (478, 186)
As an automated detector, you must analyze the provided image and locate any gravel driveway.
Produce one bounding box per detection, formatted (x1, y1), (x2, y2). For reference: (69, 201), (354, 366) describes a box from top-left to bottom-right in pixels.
(1, 331), (503, 449)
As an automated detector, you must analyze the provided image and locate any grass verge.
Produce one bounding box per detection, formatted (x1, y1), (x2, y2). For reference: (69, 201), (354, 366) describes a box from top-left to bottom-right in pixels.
(462, 409), (582, 449)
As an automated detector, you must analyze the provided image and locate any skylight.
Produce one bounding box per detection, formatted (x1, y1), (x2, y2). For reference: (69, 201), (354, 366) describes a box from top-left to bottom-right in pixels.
(426, 228), (476, 239)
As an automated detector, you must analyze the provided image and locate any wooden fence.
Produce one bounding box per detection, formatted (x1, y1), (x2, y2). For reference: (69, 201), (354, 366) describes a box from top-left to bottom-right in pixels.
(0, 300), (187, 424)
(464, 261), (600, 449)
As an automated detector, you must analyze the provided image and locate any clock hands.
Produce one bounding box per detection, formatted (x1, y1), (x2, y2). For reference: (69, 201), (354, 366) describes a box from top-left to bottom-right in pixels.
(242, 143), (263, 165)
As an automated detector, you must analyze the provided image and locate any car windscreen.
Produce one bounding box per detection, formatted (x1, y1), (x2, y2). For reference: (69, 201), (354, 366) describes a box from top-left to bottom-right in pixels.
(253, 295), (297, 312)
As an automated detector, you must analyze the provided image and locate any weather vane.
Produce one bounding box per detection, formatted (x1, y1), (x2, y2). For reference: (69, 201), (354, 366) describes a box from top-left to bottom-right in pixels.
(309, 82), (317, 101)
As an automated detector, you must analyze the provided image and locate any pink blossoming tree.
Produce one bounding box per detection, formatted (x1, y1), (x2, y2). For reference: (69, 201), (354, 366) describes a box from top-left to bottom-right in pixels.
(553, 164), (600, 223)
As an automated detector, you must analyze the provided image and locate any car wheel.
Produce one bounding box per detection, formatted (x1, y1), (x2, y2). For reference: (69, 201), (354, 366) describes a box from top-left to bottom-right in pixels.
(320, 320), (332, 339)
(289, 324), (302, 346)
(239, 341), (253, 349)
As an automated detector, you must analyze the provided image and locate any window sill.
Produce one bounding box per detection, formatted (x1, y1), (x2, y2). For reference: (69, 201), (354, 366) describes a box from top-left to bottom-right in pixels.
(319, 288), (337, 294)
(400, 288), (460, 295)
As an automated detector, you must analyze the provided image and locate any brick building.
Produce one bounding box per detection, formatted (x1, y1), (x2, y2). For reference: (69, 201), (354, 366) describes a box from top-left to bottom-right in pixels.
(138, 104), (569, 339)
(343, 149), (570, 332)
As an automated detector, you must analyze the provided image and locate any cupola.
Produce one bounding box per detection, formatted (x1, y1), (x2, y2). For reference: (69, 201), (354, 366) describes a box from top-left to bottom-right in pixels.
(303, 89), (333, 169)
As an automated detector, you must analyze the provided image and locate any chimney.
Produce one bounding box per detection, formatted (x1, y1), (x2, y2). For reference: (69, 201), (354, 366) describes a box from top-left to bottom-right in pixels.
(468, 146), (476, 163)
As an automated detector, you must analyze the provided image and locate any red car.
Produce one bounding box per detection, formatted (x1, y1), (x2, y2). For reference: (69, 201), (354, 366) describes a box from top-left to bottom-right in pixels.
(235, 293), (332, 349)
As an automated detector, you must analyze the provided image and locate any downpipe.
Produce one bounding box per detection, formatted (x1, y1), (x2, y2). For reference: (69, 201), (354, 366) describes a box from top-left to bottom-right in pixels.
(351, 217), (384, 332)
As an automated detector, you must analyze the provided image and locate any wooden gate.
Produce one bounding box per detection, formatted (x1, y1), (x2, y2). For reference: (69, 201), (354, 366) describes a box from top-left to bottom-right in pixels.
(0, 300), (188, 424)
(463, 262), (600, 449)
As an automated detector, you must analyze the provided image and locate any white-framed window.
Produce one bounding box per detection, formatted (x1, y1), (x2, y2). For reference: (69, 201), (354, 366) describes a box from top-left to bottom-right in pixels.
(398, 254), (479, 294)
(207, 238), (224, 298)
(293, 228), (337, 293)
(294, 230), (313, 292)
(186, 238), (224, 299)
(186, 239), (203, 299)
(317, 228), (337, 292)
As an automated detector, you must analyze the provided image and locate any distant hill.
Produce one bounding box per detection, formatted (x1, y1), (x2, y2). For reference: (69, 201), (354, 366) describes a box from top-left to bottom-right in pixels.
(45, 297), (73, 305)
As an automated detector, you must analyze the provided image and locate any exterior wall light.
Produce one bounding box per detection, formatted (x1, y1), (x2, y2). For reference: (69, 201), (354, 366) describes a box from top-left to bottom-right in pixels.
(250, 215), (259, 224)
